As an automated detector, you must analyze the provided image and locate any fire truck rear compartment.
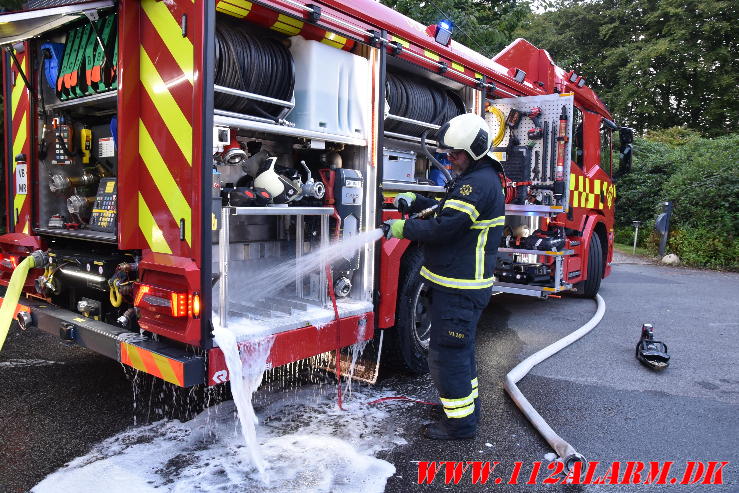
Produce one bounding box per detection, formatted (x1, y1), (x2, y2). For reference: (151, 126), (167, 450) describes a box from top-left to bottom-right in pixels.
(210, 15), (375, 342)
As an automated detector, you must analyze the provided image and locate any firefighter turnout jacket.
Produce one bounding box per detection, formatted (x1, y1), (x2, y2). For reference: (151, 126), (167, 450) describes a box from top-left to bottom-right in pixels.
(403, 155), (505, 292)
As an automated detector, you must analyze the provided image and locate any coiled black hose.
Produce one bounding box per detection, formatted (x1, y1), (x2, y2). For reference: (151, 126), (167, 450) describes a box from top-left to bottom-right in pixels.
(214, 22), (295, 120)
(385, 72), (465, 137)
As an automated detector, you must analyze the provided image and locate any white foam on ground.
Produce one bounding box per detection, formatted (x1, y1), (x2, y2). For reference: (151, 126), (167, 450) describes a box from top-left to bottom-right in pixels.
(33, 386), (404, 492)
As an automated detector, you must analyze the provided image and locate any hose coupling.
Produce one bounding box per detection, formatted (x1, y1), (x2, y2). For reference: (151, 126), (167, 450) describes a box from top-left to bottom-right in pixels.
(29, 250), (49, 269)
(117, 307), (138, 327)
(563, 453), (586, 473)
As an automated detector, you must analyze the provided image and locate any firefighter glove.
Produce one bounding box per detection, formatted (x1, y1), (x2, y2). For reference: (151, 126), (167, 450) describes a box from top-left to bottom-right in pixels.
(393, 192), (416, 214)
(383, 219), (405, 239)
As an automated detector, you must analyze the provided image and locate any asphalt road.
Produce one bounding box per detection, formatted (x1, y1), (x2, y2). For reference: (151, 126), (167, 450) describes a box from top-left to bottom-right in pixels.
(1, 254), (737, 492)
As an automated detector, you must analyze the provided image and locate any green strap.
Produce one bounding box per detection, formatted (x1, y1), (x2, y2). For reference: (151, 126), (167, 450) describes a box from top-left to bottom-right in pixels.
(57, 26), (80, 100)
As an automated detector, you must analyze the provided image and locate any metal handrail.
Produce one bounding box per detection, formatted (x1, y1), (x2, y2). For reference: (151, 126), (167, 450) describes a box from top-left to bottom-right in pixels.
(214, 84), (295, 109)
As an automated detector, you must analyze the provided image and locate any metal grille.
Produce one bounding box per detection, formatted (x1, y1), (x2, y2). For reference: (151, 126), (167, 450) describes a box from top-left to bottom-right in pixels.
(23, 0), (92, 8)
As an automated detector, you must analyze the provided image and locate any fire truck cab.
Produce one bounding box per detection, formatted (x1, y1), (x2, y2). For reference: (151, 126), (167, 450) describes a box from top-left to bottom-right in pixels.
(0, 0), (629, 384)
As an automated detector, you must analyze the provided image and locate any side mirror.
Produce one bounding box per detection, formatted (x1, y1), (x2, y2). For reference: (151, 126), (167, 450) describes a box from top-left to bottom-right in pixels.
(619, 127), (634, 145)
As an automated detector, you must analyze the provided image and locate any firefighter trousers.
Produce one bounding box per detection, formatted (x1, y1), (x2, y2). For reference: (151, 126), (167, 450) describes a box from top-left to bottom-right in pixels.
(427, 287), (489, 436)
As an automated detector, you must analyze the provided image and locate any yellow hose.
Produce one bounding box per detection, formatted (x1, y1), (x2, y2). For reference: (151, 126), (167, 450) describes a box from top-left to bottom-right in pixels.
(487, 106), (506, 161)
(0, 255), (36, 351)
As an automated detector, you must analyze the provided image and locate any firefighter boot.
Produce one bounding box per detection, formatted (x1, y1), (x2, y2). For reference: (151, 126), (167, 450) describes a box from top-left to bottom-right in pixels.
(421, 421), (475, 440)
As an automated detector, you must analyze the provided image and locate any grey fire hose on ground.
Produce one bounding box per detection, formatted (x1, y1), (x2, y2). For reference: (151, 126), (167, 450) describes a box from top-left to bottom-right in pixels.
(504, 294), (606, 471)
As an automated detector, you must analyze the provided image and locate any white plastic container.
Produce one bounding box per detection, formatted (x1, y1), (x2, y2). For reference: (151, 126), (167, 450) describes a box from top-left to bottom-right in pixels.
(287, 36), (369, 139)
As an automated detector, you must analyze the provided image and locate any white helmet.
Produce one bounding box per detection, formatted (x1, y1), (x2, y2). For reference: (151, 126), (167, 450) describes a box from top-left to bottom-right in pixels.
(436, 113), (492, 161)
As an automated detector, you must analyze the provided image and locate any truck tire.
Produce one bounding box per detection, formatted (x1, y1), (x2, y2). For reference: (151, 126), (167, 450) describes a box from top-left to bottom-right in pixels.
(383, 248), (430, 374)
(575, 233), (603, 298)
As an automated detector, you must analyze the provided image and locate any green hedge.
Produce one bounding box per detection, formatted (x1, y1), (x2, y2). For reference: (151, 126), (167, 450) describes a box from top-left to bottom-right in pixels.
(615, 129), (738, 270)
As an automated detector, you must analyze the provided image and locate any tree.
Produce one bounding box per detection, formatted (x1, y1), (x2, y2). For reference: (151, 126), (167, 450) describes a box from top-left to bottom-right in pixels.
(515, 0), (738, 136)
(380, 0), (530, 57)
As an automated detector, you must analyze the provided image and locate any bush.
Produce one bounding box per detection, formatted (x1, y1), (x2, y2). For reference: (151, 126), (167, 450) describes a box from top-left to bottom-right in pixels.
(615, 129), (739, 270)
(614, 138), (675, 227)
(662, 134), (739, 234)
(669, 228), (739, 270)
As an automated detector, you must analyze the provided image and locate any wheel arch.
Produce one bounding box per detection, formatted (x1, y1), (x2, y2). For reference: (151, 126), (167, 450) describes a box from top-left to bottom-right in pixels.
(582, 213), (608, 280)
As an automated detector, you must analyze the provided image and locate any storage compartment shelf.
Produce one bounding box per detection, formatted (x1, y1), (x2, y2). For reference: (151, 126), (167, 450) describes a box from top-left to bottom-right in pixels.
(493, 281), (572, 295)
(383, 131), (438, 146)
(45, 90), (117, 111)
(214, 114), (367, 146)
(34, 227), (117, 244)
(498, 247), (573, 256)
(505, 204), (565, 216)
(228, 206), (334, 216)
(382, 181), (445, 193)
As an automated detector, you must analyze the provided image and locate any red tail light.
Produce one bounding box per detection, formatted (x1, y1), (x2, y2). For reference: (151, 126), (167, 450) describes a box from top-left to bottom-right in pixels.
(0, 254), (19, 270)
(134, 283), (199, 318)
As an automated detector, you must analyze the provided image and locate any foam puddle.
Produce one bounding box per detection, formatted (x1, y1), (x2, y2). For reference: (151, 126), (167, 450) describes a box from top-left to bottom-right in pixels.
(33, 386), (402, 492)
(34, 228), (397, 491)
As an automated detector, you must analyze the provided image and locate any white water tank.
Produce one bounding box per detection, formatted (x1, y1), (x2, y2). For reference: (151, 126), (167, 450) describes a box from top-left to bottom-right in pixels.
(287, 36), (369, 139)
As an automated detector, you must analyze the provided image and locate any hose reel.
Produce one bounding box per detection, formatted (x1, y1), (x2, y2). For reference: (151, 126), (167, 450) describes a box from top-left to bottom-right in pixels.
(214, 21), (295, 120)
(385, 72), (465, 137)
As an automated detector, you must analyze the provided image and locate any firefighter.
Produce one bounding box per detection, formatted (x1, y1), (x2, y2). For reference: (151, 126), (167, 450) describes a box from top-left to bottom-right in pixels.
(384, 113), (505, 439)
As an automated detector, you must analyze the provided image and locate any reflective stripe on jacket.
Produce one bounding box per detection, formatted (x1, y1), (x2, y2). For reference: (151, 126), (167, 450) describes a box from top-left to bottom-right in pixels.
(403, 155), (505, 291)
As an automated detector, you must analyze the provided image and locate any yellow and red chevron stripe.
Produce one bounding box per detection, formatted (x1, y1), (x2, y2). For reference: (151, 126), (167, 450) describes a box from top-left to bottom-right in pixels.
(9, 46), (31, 235)
(136, 0), (195, 256)
(120, 342), (185, 386)
(569, 174), (616, 210)
(215, 1), (355, 51)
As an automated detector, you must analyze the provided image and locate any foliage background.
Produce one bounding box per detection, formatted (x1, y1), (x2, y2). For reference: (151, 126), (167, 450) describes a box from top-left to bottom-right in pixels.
(382, 0), (737, 269)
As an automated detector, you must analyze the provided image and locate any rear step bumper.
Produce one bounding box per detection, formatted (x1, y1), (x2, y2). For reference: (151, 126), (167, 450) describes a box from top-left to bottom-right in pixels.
(0, 291), (204, 387)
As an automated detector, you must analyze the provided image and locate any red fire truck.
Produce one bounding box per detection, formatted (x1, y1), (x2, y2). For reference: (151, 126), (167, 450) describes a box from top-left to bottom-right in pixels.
(0, 0), (631, 385)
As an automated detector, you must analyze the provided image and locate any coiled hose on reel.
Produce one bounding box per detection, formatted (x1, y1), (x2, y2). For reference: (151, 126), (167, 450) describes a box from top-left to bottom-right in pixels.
(385, 72), (465, 137)
(214, 22), (295, 120)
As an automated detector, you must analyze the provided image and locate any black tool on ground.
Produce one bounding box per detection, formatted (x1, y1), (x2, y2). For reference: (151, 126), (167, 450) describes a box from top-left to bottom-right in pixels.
(541, 121), (549, 181)
(527, 107), (543, 140)
(636, 323), (670, 370)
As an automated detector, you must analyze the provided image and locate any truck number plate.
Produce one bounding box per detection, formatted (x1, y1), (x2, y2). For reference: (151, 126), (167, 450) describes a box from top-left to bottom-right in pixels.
(15, 163), (27, 195)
